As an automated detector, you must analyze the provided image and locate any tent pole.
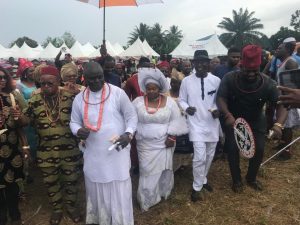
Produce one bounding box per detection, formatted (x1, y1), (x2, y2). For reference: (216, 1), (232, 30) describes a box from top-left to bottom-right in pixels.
(103, 0), (106, 45)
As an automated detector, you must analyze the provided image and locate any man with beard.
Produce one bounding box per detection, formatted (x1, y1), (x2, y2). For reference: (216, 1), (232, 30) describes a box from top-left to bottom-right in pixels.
(70, 62), (137, 225)
(213, 47), (240, 79)
(102, 56), (121, 87)
(179, 50), (221, 202)
(217, 45), (287, 193)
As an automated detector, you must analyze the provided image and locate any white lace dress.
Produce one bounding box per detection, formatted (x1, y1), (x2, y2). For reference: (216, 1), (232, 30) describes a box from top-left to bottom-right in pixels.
(132, 96), (184, 211)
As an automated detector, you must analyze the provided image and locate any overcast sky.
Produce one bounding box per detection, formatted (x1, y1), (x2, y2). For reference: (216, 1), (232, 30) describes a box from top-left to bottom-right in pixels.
(0, 0), (297, 47)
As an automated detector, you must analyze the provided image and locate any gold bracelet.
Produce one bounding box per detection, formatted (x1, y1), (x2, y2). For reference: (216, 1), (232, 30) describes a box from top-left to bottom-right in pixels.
(274, 123), (284, 130)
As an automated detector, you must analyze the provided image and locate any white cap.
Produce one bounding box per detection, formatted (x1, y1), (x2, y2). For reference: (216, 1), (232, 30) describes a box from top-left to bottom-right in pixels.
(283, 37), (296, 43)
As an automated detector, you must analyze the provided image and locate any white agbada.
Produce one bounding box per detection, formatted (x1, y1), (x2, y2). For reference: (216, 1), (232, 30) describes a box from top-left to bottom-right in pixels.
(70, 83), (137, 225)
(133, 96), (184, 211)
(179, 72), (221, 192)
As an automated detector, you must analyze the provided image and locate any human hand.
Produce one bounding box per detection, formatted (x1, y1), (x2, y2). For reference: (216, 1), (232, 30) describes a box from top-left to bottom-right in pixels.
(22, 146), (31, 160)
(64, 82), (80, 94)
(277, 86), (300, 108)
(269, 125), (283, 140)
(186, 107), (196, 116)
(210, 109), (220, 119)
(116, 133), (132, 149)
(224, 113), (235, 127)
(77, 127), (90, 140)
(10, 105), (21, 120)
(165, 135), (176, 148)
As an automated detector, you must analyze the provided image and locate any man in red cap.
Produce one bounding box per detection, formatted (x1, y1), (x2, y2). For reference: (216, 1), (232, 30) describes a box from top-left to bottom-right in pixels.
(217, 45), (287, 193)
(23, 66), (82, 224)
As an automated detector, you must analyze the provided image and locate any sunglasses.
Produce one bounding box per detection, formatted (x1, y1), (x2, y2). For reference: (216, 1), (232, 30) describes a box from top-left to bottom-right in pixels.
(0, 76), (7, 80)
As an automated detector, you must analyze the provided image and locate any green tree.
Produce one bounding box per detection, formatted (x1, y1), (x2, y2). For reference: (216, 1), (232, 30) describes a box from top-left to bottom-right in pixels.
(10, 36), (38, 48)
(218, 8), (264, 49)
(62, 32), (76, 48)
(269, 27), (300, 49)
(42, 37), (64, 48)
(148, 23), (165, 55)
(164, 25), (183, 54)
(128, 23), (150, 45)
(290, 10), (300, 32)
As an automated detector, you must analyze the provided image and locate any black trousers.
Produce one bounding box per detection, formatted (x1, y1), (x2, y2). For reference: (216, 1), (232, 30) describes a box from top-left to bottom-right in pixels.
(0, 183), (21, 225)
(225, 128), (265, 184)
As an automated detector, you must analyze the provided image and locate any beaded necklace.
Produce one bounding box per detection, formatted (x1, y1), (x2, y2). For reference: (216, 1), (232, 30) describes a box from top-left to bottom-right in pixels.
(145, 95), (162, 114)
(83, 84), (108, 132)
(43, 90), (61, 123)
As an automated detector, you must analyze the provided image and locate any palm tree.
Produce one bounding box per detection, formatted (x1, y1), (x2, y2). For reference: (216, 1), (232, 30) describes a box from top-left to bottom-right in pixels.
(218, 8), (264, 49)
(128, 23), (150, 45)
(165, 25), (183, 53)
(148, 23), (166, 55)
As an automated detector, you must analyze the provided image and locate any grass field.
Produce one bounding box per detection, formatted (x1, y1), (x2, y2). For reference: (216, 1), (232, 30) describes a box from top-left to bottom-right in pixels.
(20, 139), (300, 225)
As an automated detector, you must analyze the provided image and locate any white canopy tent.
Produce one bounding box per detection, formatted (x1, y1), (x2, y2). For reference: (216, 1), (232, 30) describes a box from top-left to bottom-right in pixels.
(119, 38), (149, 58)
(142, 40), (159, 57)
(0, 44), (10, 59)
(69, 41), (86, 58)
(82, 42), (96, 56)
(15, 43), (40, 59)
(38, 42), (60, 59)
(113, 43), (125, 55)
(89, 40), (117, 58)
(171, 34), (228, 58)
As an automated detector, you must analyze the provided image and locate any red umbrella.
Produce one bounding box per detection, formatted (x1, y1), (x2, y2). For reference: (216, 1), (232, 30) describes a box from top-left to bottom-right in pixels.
(76, 0), (163, 43)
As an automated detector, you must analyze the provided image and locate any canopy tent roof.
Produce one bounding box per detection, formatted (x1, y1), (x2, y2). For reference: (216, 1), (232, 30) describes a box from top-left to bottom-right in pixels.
(119, 38), (149, 58)
(171, 34), (228, 58)
(38, 42), (60, 59)
(113, 42), (125, 55)
(82, 42), (96, 56)
(69, 41), (86, 58)
(13, 42), (41, 59)
(142, 40), (159, 57)
(0, 44), (10, 59)
(89, 40), (117, 58)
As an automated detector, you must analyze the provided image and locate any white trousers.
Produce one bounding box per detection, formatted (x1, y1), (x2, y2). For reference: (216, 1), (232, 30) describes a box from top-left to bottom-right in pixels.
(137, 169), (174, 211)
(85, 177), (134, 225)
(192, 142), (217, 191)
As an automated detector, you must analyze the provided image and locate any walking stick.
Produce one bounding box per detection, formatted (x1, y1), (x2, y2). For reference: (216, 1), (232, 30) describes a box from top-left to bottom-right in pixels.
(260, 136), (300, 167)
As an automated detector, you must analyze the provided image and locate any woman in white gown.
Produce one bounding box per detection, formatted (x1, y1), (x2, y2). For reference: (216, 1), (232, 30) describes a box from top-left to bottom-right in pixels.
(133, 68), (185, 211)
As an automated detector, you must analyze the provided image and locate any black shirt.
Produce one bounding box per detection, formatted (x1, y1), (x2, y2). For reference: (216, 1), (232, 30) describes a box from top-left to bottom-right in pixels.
(104, 72), (121, 88)
(217, 71), (278, 132)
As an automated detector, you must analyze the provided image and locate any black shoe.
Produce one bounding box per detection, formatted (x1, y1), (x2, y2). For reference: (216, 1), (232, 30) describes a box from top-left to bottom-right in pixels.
(232, 182), (244, 193)
(203, 183), (213, 192)
(247, 180), (263, 191)
(191, 189), (204, 202)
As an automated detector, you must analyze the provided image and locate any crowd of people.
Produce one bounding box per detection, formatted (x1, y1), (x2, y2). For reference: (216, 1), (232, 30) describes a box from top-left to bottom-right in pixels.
(0, 37), (299, 225)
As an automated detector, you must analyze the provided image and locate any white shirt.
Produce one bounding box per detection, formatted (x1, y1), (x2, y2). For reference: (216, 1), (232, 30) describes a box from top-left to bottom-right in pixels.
(179, 72), (221, 142)
(70, 83), (137, 183)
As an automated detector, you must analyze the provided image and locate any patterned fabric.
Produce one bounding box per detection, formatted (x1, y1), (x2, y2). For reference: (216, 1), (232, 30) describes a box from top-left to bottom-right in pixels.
(23, 89), (81, 168)
(0, 93), (24, 188)
(41, 165), (79, 212)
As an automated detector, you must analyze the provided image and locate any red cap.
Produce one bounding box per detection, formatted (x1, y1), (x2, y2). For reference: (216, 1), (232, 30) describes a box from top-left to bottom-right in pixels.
(157, 61), (170, 69)
(240, 45), (262, 69)
(40, 66), (60, 77)
(16, 58), (33, 76)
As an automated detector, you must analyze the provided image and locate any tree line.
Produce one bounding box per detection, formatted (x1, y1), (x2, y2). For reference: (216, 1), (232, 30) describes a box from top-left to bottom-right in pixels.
(8, 9), (300, 55)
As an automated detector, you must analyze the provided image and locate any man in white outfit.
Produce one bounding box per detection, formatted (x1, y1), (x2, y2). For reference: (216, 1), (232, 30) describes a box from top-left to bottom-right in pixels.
(179, 50), (221, 202)
(70, 62), (137, 225)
